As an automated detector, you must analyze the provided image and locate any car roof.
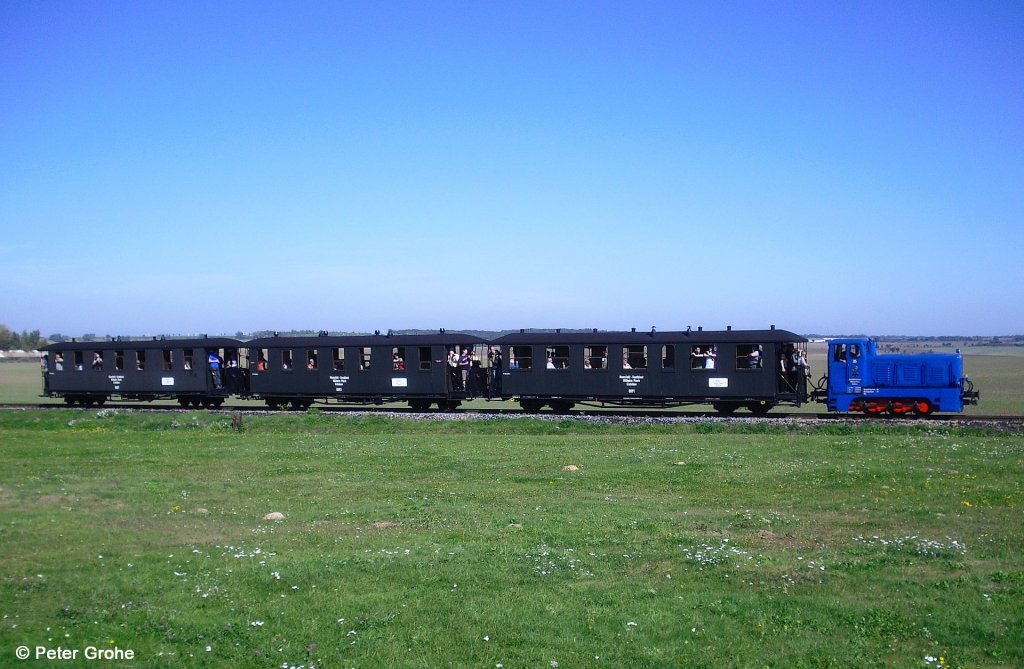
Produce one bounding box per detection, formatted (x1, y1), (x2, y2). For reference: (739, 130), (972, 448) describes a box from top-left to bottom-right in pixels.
(493, 328), (806, 345)
(245, 333), (487, 347)
(42, 337), (244, 351)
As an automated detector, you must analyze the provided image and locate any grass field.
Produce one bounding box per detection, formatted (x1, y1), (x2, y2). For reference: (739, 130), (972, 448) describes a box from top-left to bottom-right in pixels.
(0, 411), (1021, 667)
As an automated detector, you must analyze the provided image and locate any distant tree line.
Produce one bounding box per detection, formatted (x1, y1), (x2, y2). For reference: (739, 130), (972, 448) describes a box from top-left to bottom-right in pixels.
(0, 324), (48, 350)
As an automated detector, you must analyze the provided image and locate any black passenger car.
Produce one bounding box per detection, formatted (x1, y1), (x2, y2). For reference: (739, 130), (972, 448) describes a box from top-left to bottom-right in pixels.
(41, 337), (245, 407)
(246, 332), (486, 410)
(494, 327), (808, 413)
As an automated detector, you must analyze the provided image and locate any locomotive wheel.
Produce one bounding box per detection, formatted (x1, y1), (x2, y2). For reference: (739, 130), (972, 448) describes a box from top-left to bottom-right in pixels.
(862, 400), (887, 414)
(888, 400), (914, 416)
(914, 400), (934, 416)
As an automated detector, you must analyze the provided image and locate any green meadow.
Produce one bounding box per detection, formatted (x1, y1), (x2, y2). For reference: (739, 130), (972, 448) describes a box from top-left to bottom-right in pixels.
(0, 411), (1021, 668)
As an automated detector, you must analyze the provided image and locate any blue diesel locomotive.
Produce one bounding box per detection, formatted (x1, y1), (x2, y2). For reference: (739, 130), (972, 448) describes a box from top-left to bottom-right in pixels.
(815, 338), (979, 415)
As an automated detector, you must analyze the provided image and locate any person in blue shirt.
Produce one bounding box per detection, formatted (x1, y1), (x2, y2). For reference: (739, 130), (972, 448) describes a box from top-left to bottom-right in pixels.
(208, 351), (223, 389)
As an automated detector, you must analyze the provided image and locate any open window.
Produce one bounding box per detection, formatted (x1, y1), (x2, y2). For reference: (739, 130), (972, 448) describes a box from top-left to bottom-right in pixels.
(690, 345), (718, 370)
(163, 350), (173, 371)
(332, 348), (345, 371)
(115, 350), (125, 371)
(392, 347), (406, 372)
(509, 345), (532, 370)
(135, 350), (146, 371)
(737, 344), (763, 370)
(306, 348), (318, 371)
(584, 345), (607, 370)
(183, 349), (194, 370)
(661, 345), (675, 369)
(418, 346), (432, 371)
(623, 345), (647, 370)
(545, 345), (569, 370)
(281, 349), (293, 371)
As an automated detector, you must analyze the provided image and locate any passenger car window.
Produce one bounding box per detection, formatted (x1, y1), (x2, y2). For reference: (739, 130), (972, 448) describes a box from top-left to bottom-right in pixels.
(736, 344), (763, 370)
(583, 345), (607, 370)
(509, 346), (532, 370)
(624, 345), (647, 369)
(689, 345), (718, 370)
(545, 346), (569, 370)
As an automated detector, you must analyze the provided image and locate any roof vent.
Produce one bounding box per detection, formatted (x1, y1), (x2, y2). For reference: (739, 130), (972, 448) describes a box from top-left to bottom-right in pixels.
(727, 325), (733, 331)
(770, 324), (776, 330)
(631, 327), (636, 333)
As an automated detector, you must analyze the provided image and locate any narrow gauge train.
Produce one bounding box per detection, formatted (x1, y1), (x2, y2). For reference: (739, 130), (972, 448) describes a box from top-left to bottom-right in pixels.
(39, 327), (979, 416)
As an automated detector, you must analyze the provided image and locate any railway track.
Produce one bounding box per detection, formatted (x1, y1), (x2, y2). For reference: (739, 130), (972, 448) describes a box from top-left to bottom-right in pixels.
(3, 402), (1021, 426)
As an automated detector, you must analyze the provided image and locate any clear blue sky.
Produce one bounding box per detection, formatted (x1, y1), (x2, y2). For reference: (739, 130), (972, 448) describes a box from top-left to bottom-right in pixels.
(2, 1), (1021, 337)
